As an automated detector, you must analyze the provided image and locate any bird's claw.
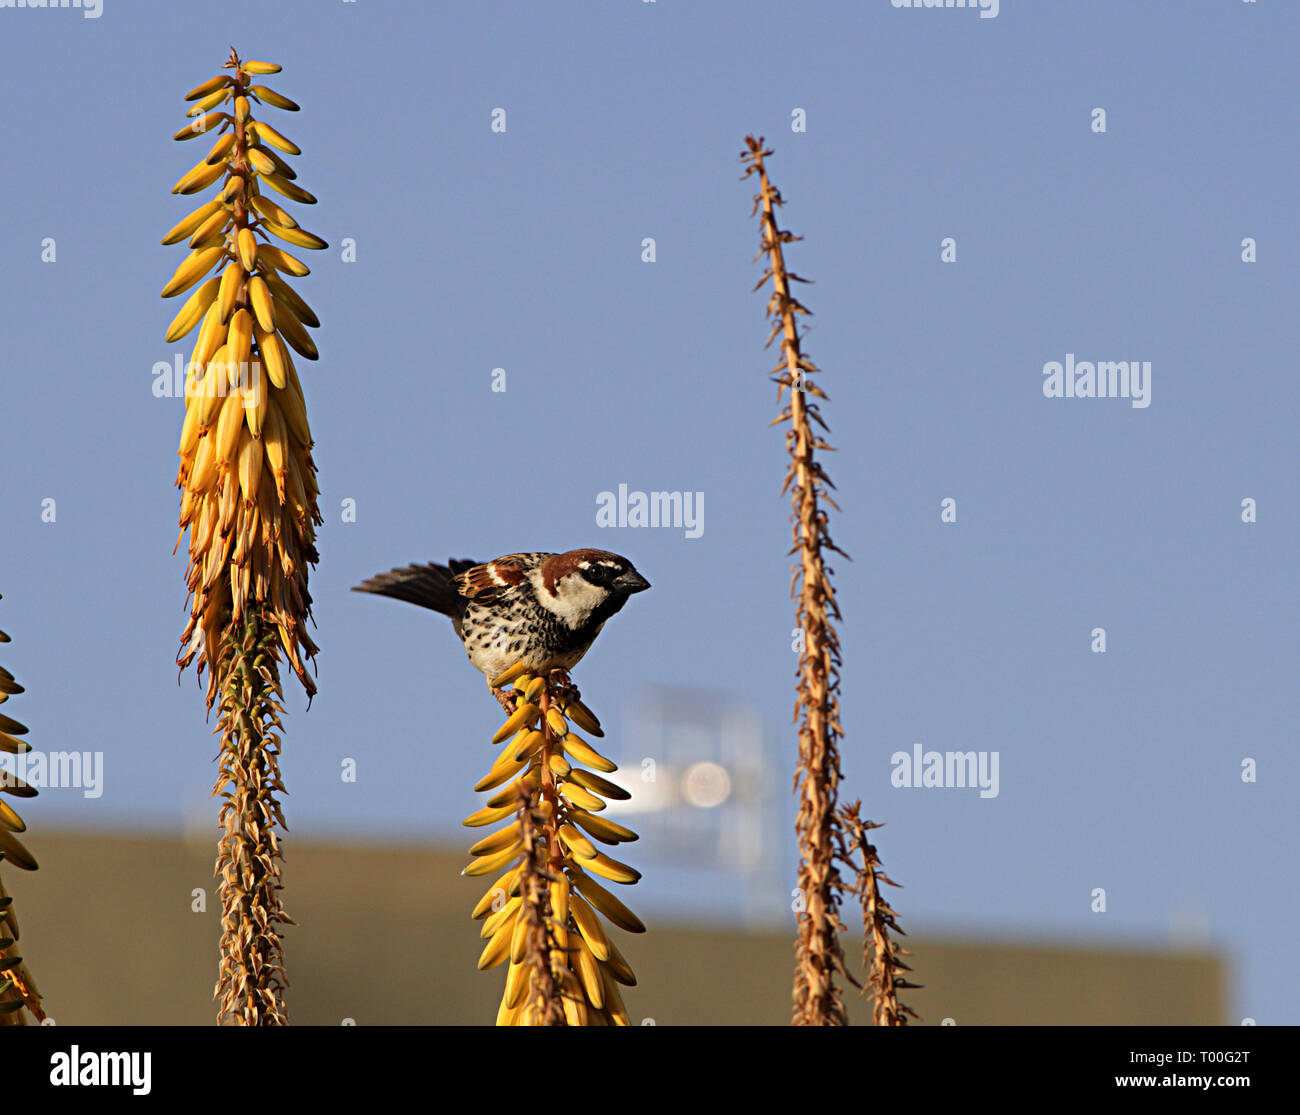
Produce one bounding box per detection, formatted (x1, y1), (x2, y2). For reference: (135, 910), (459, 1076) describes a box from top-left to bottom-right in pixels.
(490, 686), (518, 714)
(546, 668), (581, 707)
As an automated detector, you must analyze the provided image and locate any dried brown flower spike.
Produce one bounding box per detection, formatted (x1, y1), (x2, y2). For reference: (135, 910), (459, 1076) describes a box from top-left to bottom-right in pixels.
(742, 136), (915, 1025)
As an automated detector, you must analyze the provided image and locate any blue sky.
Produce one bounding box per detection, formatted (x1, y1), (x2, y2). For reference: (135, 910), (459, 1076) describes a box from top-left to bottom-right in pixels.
(0, 0), (1296, 1023)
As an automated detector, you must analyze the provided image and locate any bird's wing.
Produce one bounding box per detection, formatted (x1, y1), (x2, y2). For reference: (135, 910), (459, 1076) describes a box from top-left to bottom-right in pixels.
(453, 553), (533, 605)
(351, 560), (478, 617)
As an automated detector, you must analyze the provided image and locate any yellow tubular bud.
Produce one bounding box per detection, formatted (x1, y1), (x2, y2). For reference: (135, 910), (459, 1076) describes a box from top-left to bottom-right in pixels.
(275, 364), (312, 447)
(545, 708), (568, 737)
(472, 868), (521, 920)
(273, 303), (318, 360)
(186, 88), (230, 116)
(468, 821), (521, 858)
(559, 782), (605, 813)
(160, 245), (225, 299)
(568, 892), (610, 961)
(569, 808), (638, 845)
(161, 198), (224, 245)
(260, 220), (327, 251)
(571, 870), (646, 934)
(562, 698), (603, 737)
(171, 159), (226, 196)
(549, 877), (569, 927)
(509, 910), (531, 965)
(602, 970), (631, 1025)
(257, 244), (310, 277)
(243, 358), (268, 438)
(216, 261), (243, 322)
(251, 193), (297, 228)
(473, 750), (528, 793)
(190, 494), (216, 554)
(246, 277), (276, 333)
(236, 228), (258, 271)
(164, 276), (220, 343)
(172, 111), (228, 141)
(258, 172), (315, 205)
(253, 325), (287, 389)
(486, 772), (538, 811)
(509, 729), (544, 763)
(574, 937), (605, 1009)
(203, 132), (236, 165)
(214, 389), (245, 467)
(480, 896), (521, 940)
(250, 120), (301, 155)
(462, 841), (523, 878)
(237, 426), (262, 503)
(188, 431), (218, 493)
(568, 768), (631, 800)
(191, 301), (227, 371)
(248, 84), (300, 111)
(580, 851), (641, 886)
(264, 272), (318, 326)
(178, 396), (203, 457)
(603, 938), (637, 986)
(491, 702), (540, 745)
(226, 309), (253, 379)
(187, 208), (232, 249)
(196, 346), (230, 427)
(478, 917), (515, 971)
(562, 993), (588, 1028)
(558, 824), (597, 860)
(260, 396), (288, 501)
(184, 74), (231, 102)
(504, 958), (529, 1010)
(260, 150), (298, 185)
(462, 802), (516, 828)
(218, 175), (246, 205)
(490, 662), (530, 689)
(246, 147), (277, 176)
(561, 732), (617, 774)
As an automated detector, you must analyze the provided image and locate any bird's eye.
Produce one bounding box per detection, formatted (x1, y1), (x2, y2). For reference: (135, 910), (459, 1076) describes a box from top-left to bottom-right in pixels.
(582, 563), (616, 586)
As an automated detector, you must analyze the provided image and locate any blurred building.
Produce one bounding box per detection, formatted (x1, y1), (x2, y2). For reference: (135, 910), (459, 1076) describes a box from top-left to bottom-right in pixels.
(7, 830), (1225, 1025)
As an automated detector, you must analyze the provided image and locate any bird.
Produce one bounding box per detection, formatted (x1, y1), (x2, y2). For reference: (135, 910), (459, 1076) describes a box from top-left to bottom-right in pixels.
(353, 549), (650, 703)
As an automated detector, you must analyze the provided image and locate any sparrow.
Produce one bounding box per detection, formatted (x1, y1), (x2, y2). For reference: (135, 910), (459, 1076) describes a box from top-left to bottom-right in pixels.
(353, 549), (650, 700)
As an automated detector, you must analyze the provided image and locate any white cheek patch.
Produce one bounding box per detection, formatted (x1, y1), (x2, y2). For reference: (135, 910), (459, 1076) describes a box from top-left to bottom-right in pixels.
(536, 572), (608, 628)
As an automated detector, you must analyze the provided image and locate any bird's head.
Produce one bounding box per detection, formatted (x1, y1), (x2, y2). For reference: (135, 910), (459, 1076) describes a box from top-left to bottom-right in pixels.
(533, 549), (650, 629)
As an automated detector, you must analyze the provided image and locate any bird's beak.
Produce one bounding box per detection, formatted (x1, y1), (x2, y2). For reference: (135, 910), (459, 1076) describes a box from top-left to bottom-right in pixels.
(614, 569), (651, 594)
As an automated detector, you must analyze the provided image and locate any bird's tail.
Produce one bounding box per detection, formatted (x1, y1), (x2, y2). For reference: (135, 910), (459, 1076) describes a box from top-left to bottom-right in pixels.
(352, 559), (476, 617)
